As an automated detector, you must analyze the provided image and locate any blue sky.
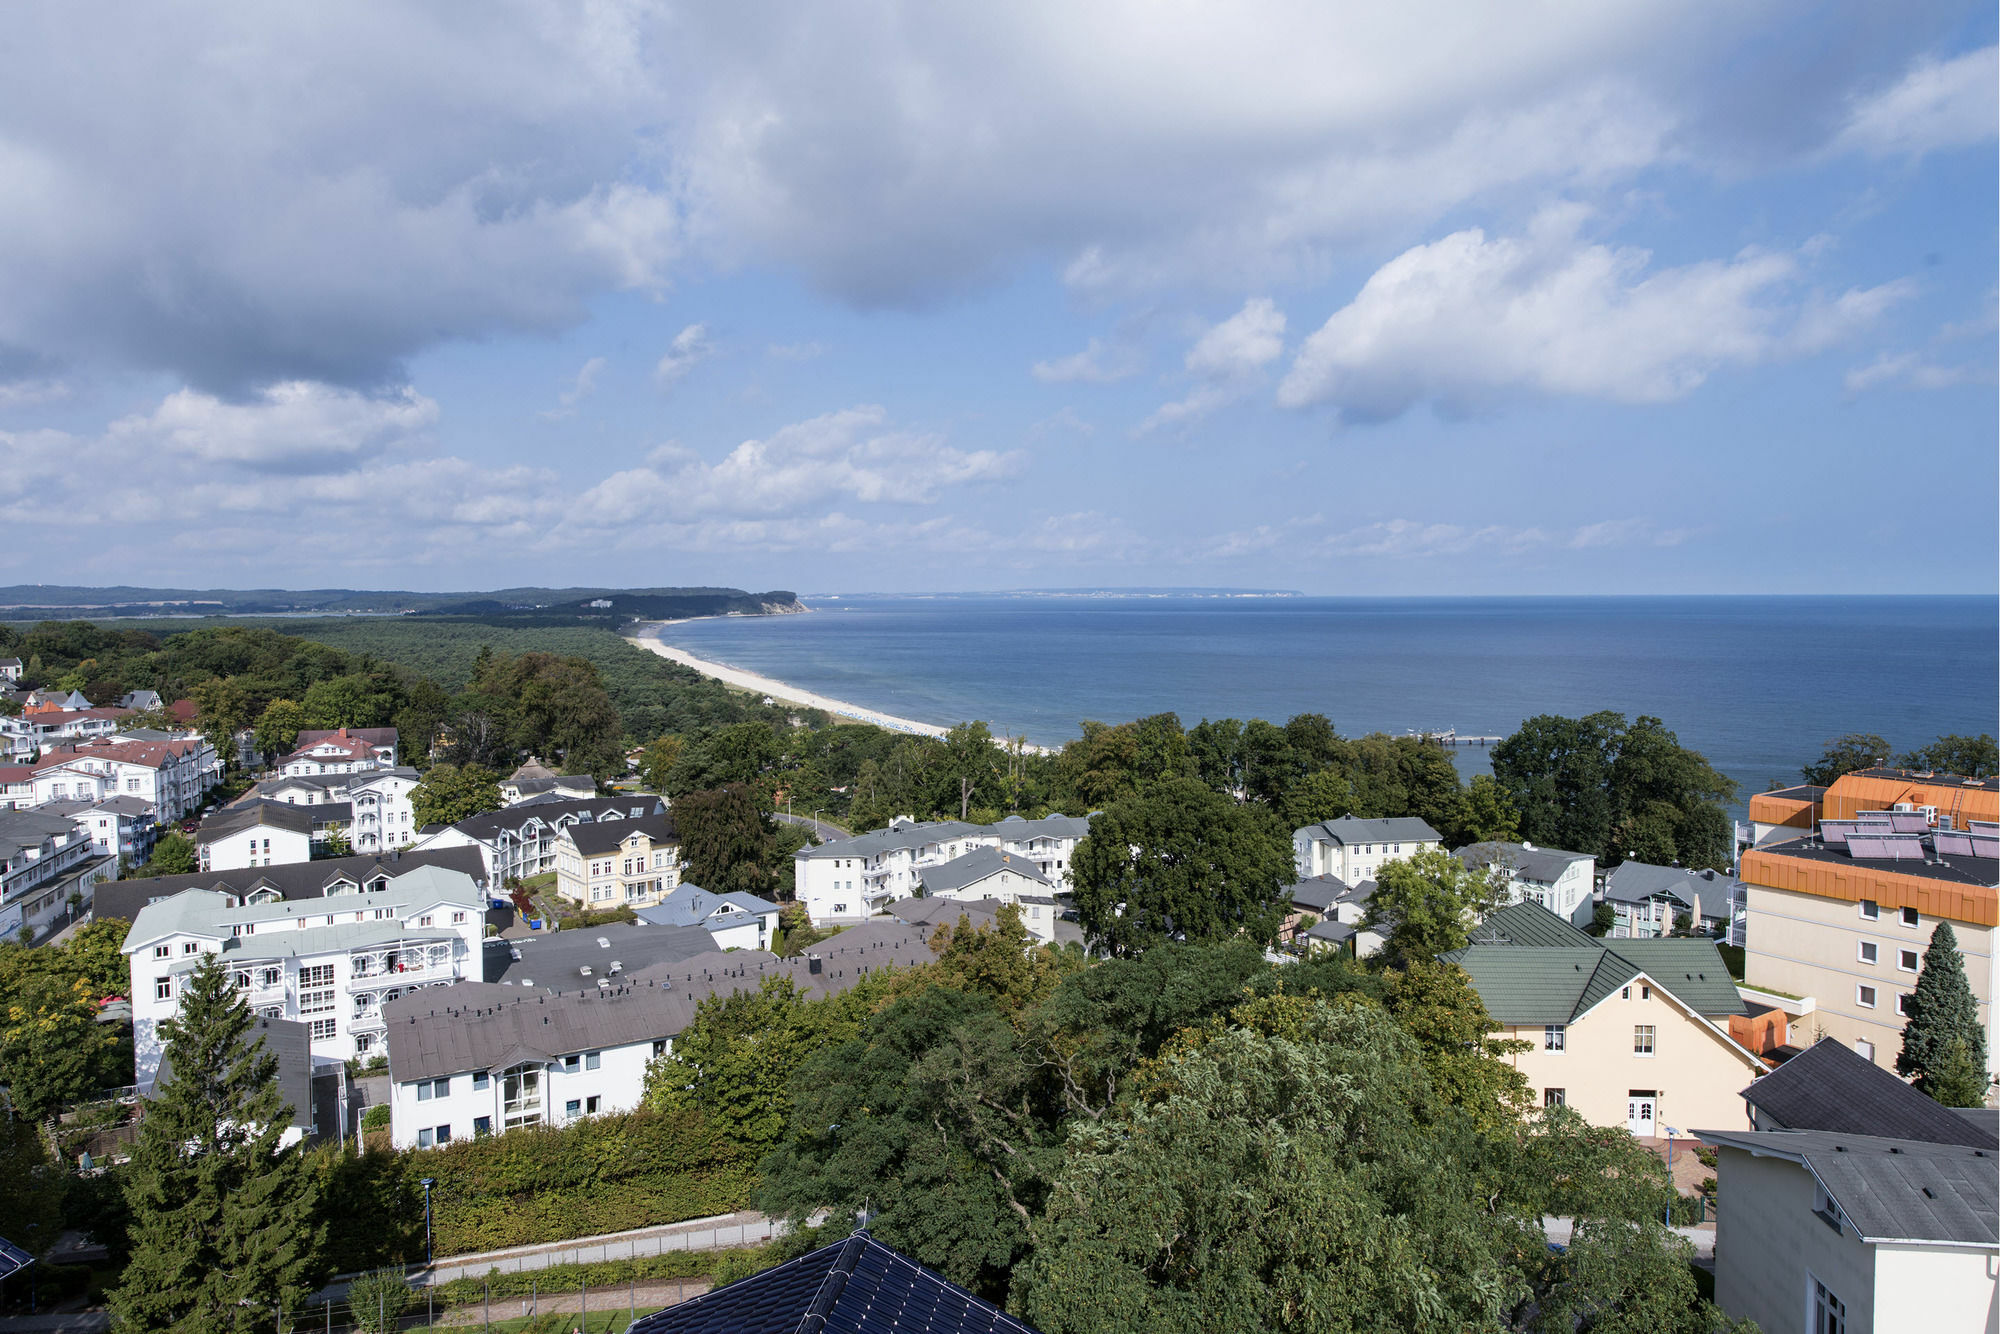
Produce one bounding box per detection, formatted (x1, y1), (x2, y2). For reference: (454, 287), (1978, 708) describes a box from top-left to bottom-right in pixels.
(1, 2), (1993, 595)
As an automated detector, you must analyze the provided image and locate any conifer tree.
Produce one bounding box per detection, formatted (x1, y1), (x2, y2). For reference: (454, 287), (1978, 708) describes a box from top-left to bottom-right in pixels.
(110, 957), (325, 1332)
(1896, 922), (1989, 1105)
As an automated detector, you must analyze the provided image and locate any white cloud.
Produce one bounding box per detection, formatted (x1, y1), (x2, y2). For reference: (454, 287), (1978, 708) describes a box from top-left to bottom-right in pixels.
(1843, 351), (1992, 394)
(1138, 297), (1287, 433)
(767, 340), (827, 361)
(1835, 46), (1998, 158)
(104, 382), (438, 473)
(654, 324), (714, 387)
(1030, 337), (1144, 385)
(571, 405), (1023, 526)
(1279, 212), (1907, 419)
(542, 356), (607, 419)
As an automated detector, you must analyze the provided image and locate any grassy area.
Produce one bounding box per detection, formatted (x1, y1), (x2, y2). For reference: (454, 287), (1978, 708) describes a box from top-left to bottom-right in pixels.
(416, 1308), (652, 1334)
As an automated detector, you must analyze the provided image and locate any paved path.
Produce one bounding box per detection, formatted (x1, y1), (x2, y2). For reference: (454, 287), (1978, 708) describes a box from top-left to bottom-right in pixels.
(1541, 1217), (1716, 1263)
(772, 811), (849, 843)
(0, 1315), (110, 1333)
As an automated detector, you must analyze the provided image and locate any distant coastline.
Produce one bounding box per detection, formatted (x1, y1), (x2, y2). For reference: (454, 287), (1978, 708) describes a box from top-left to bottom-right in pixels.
(627, 623), (949, 740)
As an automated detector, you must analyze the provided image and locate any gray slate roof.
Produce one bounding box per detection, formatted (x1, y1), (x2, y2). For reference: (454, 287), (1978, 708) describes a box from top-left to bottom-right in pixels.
(798, 814), (1093, 864)
(889, 897), (1006, 932)
(394, 920), (938, 1081)
(155, 1016), (313, 1131)
(1743, 1038), (1999, 1148)
(93, 847), (489, 925)
(1285, 876), (1350, 912)
(193, 800), (314, 845)
(483, 922), (720, 985)
(1698, 1128), (1999, 1246)
(562, 811), (677, 856)
(1602, 861), (1733, 921)
(1295, 815), (1442, 846)
(634, 885), (780, 930)
(448, 795), (663, 843)
(920, 847), (1052, 896)
(1455, 840), (1592, 884)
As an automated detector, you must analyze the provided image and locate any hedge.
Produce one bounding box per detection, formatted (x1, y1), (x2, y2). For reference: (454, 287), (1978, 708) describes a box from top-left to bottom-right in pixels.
(435, 1250), (748, 1305)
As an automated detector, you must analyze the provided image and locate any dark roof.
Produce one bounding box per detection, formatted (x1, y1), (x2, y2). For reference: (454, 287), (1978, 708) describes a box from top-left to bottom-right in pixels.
(1455, 840), (1593, 883)
(447, 795), (662, 842)
(1742, 1038), (1999, 1148)
(1285, 875), (1349, 912)
(919, 847), (1051, 897)
(1601, 861), (1733, 920)
(1852, 766), (1997, 791)
(629, 1229), (1040, 1334)
(1697, 1128), (1998, 1246)
(1296, 814), (1441, 846)
(889, 897), (1004, 931)
(399, 921), (938, 1082)
(193, 800), (314, 844)
(482, 922), (720, 986)
(1754, 833), (2000, 888)
(154, 1016), (312, 1130)
(563, 811), (677, 855)
(1759, 784), (1826, 804)
(92, 846), (489, 925)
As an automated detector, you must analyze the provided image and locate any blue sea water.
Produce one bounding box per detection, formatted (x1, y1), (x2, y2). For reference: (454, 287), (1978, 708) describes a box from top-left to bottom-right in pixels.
(655, 596), (1998, 811)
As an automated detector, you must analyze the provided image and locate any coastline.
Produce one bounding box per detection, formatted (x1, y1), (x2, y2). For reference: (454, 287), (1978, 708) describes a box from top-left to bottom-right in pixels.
(627, 624), (952, 740)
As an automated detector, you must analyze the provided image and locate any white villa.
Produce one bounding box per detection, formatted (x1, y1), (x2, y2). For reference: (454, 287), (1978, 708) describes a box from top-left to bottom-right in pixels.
(796, 813), (1093, 926)
(123, 863), (487, 1085)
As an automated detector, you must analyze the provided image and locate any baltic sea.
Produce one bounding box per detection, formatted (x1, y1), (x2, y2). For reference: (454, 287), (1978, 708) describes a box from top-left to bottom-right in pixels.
(655, 595), (1998, 813)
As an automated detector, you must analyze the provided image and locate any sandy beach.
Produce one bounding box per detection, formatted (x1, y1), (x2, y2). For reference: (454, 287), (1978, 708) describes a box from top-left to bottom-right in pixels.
(627, 624), (951, 739)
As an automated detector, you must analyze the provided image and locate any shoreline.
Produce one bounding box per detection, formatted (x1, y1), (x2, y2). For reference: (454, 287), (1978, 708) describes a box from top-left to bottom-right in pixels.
(627, 624), (952, 740)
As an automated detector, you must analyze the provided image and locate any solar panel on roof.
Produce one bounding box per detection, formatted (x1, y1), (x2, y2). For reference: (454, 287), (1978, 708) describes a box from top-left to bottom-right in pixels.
(0, 1236), (34, 1281)
(1846, 834), (1925, 860)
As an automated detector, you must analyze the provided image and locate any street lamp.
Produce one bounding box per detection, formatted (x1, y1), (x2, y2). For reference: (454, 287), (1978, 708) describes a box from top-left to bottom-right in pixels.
(420, 1177), (435, 1264)
(1661, 1124), (1681, 1227)
(812, 809), (823, 840)
(421, 1177), (436, 1328)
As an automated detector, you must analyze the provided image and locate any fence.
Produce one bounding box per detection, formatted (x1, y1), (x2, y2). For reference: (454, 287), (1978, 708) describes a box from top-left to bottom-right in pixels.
(424, 1217), (781, 1285)
(294, 1269), (708, 1334)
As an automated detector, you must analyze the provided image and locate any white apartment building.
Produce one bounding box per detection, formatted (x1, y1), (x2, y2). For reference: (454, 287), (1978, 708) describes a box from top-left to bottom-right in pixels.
(277, 727), (398, 777)
(0, 809), (111, 941)
(0, 708), (126, 757)
(39, 795), (158, 866)
(383, 919), (935, 1149)
(123, 862), (487, 1087)
(29, 735), (219, 823)
(1292, 815), (1443, 884)
(797, 813), (1094, 926)
(633, 886), (781, 952)
(197, 801), (315, 871)
(251, 768), (423, 855)
(1456, 840), (1597, 927)
(0, 765), (36, 809)
(410, 795), (665, 885)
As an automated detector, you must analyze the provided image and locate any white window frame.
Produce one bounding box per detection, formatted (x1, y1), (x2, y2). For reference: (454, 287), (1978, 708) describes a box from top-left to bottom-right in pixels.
(1856, 984), (1877, 1009)
(1857, 941), (1877, 965)
(1857, 899), (1879, 921)
(1544, 1024), (1566, 1052)
(1899, 906), (1919, 928)
(1897, 948), (1919, 973)
(1634, 1024), (1656, 1057)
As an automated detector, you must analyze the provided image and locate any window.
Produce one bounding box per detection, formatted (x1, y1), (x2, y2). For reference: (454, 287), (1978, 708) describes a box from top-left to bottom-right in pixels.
(416, 1077), (449, 1101)
(1544, 1025), (1566, 1052)
(418, 914), (433, 927)
(566, 1099), (582, 1117)
(502, 1064), (542, 1130)
(652, 1040), (667, 1059)
(452, 911), (466, 924)
(1634, 1025), (1656, 1056)
(1812, 1277), (1846, 1334)
(1639, 984), (1650, 1001)
(1855, 1038), (1876, 1062)
(1857, 985), (1877, 1009)
(1895, 993), (1912, 1018)
(473, 1071), (489, 1091)
(433, 1124), (451, 1145)
(586, 1096), (601, 1114)
(584, 1051), (601, 1071)
(1543, 1088), (1566, 1108)
(300, 988), (335, 1015)
(300, 964), (333, 987)
(473, 1116), (492, 1136)
(155, 976), (172, 1001)
(1900, 906), (1919, 927)
(1621, 986), (1630, 1000)
(1857, 941), (1878, 964)
(1813, 1185), (1849, 1234)
(1858, 899), (1879, 921)
(561, 1054), (581, 1073)
(1897, 949), (1918, 972)
(153, 943), (170, 959)
(309, 1018), (337, 1041)
(182, 941), (201, 955)
(417, 1127), (434, 1149)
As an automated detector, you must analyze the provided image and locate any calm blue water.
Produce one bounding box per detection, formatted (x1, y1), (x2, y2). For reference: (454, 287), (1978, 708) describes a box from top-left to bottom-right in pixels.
(656, 596), (1998, 811)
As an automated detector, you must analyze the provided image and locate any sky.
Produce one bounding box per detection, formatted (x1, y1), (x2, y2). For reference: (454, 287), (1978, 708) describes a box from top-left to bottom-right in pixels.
(0, 2), (1994, 596)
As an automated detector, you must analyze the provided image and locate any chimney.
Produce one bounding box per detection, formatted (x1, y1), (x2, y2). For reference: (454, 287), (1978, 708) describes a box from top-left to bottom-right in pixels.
(808, 953), (822, 975)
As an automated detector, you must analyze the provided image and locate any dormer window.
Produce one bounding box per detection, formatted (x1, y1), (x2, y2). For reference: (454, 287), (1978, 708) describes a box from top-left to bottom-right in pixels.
(1813, 1183), (1848, 1233)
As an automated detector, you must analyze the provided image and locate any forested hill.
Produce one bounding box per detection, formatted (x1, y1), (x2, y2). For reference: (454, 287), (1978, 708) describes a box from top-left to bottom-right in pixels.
(0, 585), (804, 624)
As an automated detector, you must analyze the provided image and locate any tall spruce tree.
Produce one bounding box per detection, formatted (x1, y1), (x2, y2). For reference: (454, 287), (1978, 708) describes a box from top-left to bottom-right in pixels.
(1895, 922), (1989, 1105)
(111, 957), (325, 1332)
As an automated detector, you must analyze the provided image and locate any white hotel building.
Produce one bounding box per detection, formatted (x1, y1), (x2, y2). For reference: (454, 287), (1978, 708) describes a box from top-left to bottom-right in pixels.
(795, 813), (1092, 926)
(123, 863), (486, 1087)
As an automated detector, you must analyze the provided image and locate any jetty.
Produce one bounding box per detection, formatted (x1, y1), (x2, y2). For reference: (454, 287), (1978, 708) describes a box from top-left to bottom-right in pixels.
(1405, 729), (1504, 747)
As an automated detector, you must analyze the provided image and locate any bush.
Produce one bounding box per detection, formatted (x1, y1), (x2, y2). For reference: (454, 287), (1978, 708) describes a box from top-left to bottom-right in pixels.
(434, 1250), (750, 1305)
(361, 1105), (391, 1132)
(347, 1269), (414, 1333)
(1667, 1192), (1707, 1225)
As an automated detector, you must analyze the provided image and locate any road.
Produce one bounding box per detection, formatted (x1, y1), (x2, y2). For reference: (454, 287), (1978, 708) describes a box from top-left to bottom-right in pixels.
(772, 811), (848, 843)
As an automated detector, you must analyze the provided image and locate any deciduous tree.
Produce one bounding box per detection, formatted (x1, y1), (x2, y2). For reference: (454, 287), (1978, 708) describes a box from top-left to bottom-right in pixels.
(1802, 732), (1891, 787)
(1069, 778), (1293, 955)
(1899, 733), (1997, 778)
(409, 763), (502, 828)
(1365, 846), (1504, 967)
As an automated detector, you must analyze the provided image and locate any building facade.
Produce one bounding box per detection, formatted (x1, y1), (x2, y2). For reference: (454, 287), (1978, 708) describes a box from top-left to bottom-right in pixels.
(122, 863), (487, 1085)
(1292, 815), (1442, 883)
(410, 795), (664, 886)
(278, 727), (399, 776)
(796, 814), (1094, 926)
(197, 801), (315, 871)
(1456, 840), (1597, 926)
(1740, 769), (1996, 1082)
(553, 812), (682, 908)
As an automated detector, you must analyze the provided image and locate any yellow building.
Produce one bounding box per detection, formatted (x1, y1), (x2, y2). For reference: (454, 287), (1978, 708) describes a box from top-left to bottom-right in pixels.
(553, 812), (681, 909)
(1446, 903), (1764, 1137)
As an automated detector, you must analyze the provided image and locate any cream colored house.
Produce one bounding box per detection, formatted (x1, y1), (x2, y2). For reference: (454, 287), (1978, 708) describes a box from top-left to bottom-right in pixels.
(1446, 902), (1763, 1136)
(1700, 1128), (1997, 1334)
(553, 812), (681, 909)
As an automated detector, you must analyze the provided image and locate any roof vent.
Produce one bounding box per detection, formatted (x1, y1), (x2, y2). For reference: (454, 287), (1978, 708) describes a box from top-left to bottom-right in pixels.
(1921, 1186), (1936, 1199)
(597, 937), (610, 948)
